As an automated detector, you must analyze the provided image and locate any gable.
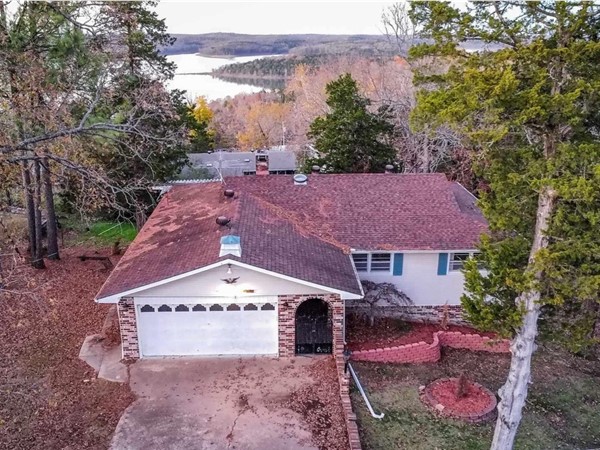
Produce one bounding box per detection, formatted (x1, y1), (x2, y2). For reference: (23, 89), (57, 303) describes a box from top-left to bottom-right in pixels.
(133, 263), (331, 298)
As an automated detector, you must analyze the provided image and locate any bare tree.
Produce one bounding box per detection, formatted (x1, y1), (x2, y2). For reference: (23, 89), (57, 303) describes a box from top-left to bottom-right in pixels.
(381, 3), (415, 57)
(361, 280), (412, 327)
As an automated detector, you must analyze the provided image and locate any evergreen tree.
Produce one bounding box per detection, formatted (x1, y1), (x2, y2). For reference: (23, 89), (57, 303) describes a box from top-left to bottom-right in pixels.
(95, 1), (187, 227)
(306, 73), (396, 173)
(409, 2), (600, 448)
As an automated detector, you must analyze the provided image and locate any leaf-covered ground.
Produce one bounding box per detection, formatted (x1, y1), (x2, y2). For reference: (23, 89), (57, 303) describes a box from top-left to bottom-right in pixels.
(0, 246), (134, 450)
(351, 347), (600, 450)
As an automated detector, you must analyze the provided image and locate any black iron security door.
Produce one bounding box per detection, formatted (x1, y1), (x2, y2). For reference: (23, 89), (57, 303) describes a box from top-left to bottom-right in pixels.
(295, 298), (333, 354)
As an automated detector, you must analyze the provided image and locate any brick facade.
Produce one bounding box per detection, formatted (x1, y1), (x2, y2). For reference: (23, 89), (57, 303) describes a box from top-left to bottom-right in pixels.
(351, 331), (510, 364)
(277, 294), (344, 357)
(336, 359), (362, 450)
(117, 297), (139, 359)
(347, 304), (468, 326)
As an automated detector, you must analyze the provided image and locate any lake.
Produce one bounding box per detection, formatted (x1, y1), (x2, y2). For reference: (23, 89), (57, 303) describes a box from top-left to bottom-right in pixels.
(167, 53), (278, 101)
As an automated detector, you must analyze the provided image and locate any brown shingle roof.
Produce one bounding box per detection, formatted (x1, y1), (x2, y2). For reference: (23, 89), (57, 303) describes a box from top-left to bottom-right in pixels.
(96, 173), (487, 300)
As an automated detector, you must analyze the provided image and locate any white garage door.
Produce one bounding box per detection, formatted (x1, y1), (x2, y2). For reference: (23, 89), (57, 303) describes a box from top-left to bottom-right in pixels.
(136, 300), (278, 357)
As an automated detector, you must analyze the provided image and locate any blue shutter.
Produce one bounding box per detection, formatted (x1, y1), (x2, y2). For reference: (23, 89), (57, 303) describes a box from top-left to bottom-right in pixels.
(437, 253), (448, 275)
(393, 253), (404, 276)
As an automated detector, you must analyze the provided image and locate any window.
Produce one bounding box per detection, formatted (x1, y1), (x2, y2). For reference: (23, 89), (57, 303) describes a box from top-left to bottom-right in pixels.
(157, 304), (172, 312)
(370, 253), (391, 271)
(352, 253), (391, 272)
(352, 254), (368, 272)
(175, 304), (189, 312)
(449, 252), (483, 271)
(140, 305), (154, 313)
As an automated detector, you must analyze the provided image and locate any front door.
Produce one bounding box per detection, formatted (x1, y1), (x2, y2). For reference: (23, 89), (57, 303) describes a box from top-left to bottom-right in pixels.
(295, 298), (333, 354)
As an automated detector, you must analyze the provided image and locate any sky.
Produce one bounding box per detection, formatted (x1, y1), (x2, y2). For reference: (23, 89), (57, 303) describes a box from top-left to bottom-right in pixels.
(154, 1), (396, 35)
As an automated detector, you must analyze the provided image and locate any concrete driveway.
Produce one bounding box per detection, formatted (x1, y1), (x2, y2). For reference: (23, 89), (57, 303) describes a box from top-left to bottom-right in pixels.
(110, 357), (321, 450)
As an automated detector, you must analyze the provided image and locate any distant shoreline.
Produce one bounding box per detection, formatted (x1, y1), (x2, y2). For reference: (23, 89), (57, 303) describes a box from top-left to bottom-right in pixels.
(194, 52), (282, 59)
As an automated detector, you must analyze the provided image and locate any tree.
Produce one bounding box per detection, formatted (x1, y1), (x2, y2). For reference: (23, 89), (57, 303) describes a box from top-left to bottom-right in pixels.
(409, 2), (600, 448)
(360, 281), (412, 327)
(187, 96), (215, 152)
(306, 73), (396, 173)
(382, 2), (415, 57)
(0, 1), (189, 265)
(237, 101), (290, 150)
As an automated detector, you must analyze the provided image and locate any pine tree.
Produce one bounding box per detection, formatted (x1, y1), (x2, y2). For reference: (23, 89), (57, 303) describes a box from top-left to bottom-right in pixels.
(306, 74), (396, 173)
(409, 2), (600, 448)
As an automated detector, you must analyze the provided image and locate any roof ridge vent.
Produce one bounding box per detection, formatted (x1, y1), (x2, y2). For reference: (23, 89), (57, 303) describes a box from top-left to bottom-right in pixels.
(293, 173), (308, 186)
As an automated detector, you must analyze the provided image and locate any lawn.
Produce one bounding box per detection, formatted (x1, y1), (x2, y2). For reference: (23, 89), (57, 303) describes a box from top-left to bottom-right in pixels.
(350, 347), (600, 450)
(65, 220), (138, 246)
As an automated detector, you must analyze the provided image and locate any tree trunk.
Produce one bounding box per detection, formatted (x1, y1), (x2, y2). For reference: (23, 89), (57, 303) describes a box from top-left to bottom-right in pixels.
(42, 157), (59, 260)
(491, 186), (556, 450)
(32, 160), (45, 269)
(369, 304), (375, 327)
(21, 161), (36, 261)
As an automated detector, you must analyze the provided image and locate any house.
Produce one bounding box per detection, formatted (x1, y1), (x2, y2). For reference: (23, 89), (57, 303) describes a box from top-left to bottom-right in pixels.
(95, 173), (487, 359)
(181, 148), (297, 179)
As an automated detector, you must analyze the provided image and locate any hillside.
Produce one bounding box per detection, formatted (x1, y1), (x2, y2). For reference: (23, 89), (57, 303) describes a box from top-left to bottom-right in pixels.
(164, 33), (390, 56)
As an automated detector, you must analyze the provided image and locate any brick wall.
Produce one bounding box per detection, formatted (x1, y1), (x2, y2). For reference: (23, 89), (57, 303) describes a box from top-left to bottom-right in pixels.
(277, 294), (344, 357)
(335, 358), (362, 450)
(437, 331), (510, 353)
(351, 331), (510, 364)
(117, 297), (139, 359)
(346, 304), (469, 326)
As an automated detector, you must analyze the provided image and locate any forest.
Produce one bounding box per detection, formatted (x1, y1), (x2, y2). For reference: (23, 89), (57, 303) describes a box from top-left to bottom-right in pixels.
(162, 32), (391, 56)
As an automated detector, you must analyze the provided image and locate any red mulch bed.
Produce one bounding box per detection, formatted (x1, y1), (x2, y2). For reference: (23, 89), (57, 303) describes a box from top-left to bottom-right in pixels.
(346, 315), (497, 351)
(428, 379), (494, 415)
(0, 246), (134, 450)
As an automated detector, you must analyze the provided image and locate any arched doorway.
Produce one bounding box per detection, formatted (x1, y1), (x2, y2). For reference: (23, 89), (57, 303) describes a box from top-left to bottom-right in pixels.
(295, 298), (332, 354)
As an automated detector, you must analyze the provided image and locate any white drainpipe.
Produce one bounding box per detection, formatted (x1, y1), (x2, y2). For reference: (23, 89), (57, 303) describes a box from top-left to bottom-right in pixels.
(348, 363), (385, 419)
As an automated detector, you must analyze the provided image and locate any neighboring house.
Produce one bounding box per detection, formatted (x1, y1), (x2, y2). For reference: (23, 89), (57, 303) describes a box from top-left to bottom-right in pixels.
(95, 173), (486, 360)
(181, 148), (297, 179)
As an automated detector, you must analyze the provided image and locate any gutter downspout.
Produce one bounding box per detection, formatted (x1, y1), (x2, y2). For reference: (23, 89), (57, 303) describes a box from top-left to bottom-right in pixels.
(348, 362), (384, 419)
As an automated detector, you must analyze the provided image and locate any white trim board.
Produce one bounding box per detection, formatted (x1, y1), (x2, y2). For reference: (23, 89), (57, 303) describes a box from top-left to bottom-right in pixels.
(96, 258), (362, 303)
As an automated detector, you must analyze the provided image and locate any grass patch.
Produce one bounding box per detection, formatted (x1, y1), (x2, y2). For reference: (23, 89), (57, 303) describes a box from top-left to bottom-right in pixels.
(63, 219), (138, 246)
(86, 221), (137, 243)
(351, 348), (600, 450)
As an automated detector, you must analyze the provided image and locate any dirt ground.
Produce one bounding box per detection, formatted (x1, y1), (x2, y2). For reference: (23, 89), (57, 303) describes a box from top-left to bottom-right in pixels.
(0, 246), (134, 450)
(351, 347), (600, 450)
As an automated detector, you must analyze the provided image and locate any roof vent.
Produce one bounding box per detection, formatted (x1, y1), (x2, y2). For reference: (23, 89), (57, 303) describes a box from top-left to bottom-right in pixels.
(216, 216), (230, 226)
(224, 189), (235, 198)
(219, 235), (241, 257)
(293, 173), (308, 186)
(384, 164), (395, 174)
(311, 165), (321, 174)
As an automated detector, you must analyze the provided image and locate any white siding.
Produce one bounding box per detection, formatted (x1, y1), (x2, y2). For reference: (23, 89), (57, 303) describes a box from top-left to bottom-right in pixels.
(134, 264), (330, 298)
(357, 253), (466, 305)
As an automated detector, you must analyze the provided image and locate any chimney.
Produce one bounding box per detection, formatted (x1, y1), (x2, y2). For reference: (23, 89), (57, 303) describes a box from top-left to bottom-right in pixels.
(311, 165), (321, 174)
(384, 164), (395, 174)
(220, 235), (241, 257)
(256, 152), (269, 175)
